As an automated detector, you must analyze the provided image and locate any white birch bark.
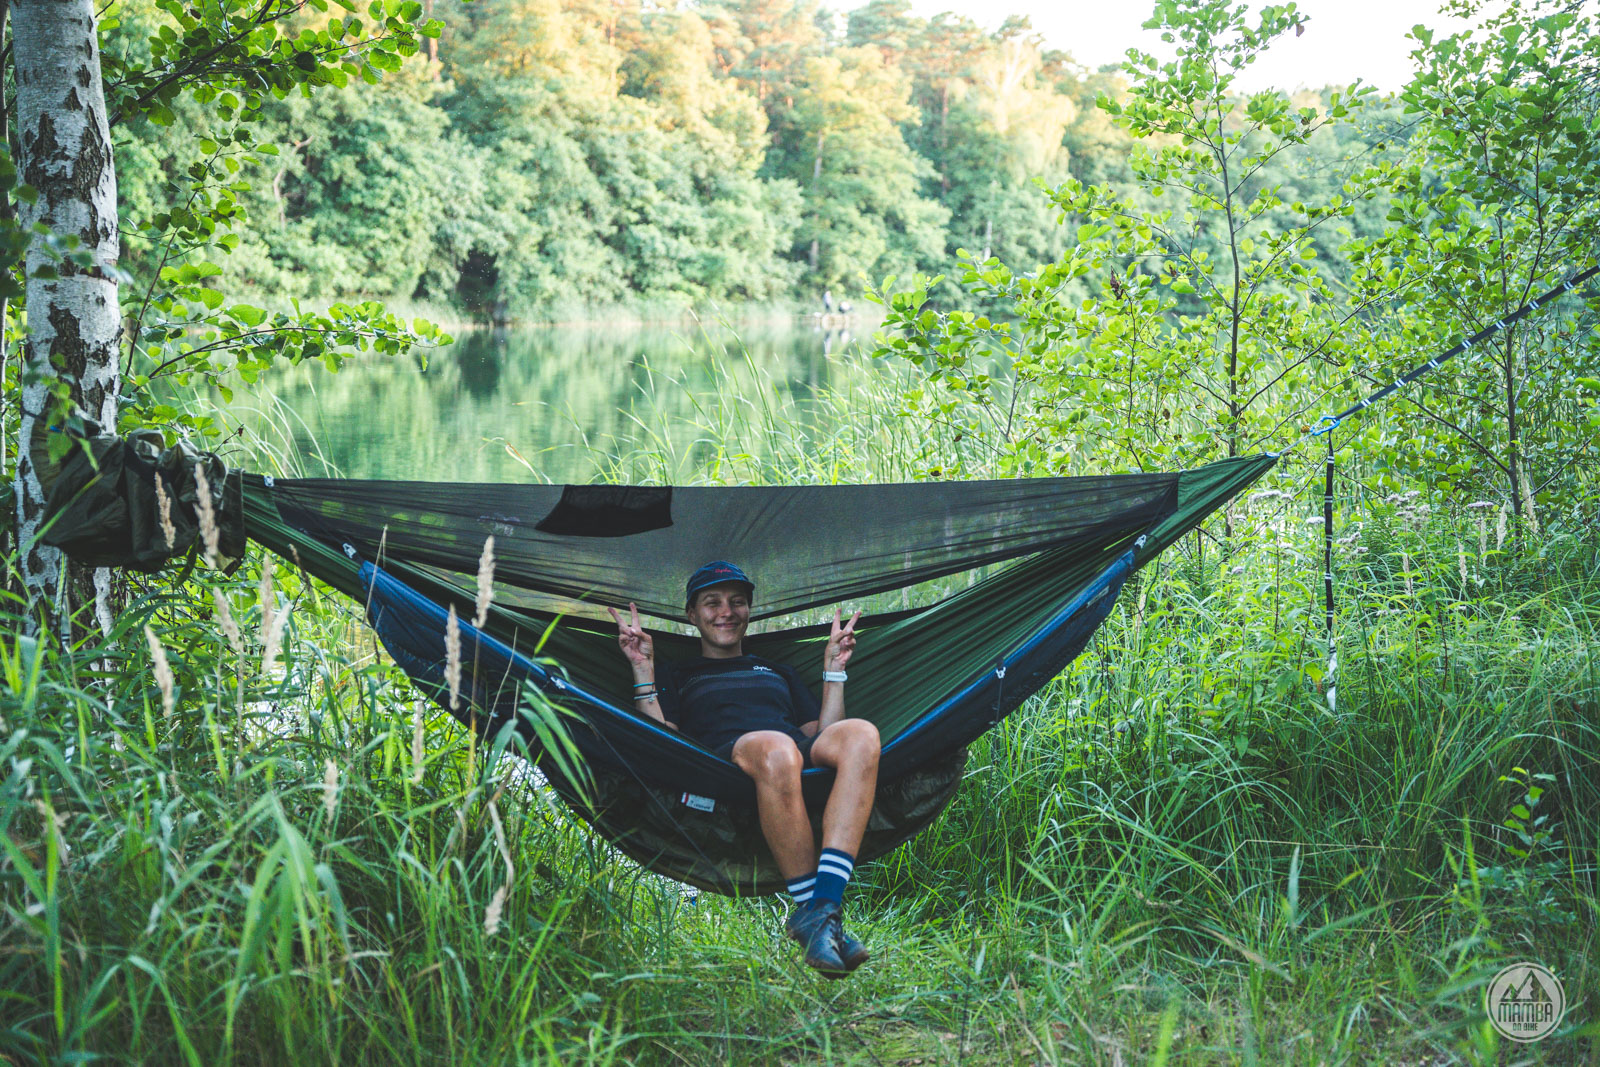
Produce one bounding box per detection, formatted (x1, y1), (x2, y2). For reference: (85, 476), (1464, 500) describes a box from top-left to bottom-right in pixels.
(10, 0), (121, 637)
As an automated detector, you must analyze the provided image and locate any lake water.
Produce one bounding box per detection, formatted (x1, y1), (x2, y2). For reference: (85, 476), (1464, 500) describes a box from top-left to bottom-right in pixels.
(217, 318), (870, 484)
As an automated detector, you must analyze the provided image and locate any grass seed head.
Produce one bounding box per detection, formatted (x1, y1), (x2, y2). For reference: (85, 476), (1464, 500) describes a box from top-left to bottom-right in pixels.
(474, 536), (496, 629)
(145, 626), (175, 720)
(193, 463), (220, 567)
(488, 792), (515, 882)
(33, 800), (70, 865)
(155, 475), (177, 551)
(411, 703), (426, 786)
(445, 605), (462, 711)
(483, 884), (507, 937)
(259, 559), (276, 640)
(213, 588), (244, 657)
(322, 759), (340, 818)
(259, 560), (289, 676)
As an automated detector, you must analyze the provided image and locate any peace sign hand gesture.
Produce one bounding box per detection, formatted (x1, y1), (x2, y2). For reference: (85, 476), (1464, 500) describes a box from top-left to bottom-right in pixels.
(608, 602), (654, 668)
(824, 607), (861, 672)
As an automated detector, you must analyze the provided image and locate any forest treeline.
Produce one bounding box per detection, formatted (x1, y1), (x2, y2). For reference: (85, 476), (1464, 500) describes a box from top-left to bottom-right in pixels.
(110, 0), (1334, 317)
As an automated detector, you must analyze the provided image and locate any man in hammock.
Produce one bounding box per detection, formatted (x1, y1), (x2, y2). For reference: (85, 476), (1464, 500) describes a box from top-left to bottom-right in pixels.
(608, 561), (878, 978)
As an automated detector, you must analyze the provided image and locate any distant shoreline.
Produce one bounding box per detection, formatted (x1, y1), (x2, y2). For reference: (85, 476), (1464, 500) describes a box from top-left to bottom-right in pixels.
(325, 298), (881, 335)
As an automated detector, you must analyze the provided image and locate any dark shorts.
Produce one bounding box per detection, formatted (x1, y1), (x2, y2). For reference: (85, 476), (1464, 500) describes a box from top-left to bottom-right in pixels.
(713, 731), (817, 767)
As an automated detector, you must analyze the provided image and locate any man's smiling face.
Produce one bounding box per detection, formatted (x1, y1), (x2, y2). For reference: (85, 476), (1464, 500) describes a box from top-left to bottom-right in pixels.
(687, 582), (751, 657)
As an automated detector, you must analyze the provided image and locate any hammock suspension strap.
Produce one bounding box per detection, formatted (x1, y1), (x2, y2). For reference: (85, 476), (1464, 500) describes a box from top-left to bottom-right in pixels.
(1323, 429), (1338, 712)
(1272, 264), (1598, 459)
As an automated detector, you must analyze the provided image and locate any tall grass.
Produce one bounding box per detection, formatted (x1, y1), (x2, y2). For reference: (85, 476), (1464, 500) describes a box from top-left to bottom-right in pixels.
(1, 348), (1596, 1064)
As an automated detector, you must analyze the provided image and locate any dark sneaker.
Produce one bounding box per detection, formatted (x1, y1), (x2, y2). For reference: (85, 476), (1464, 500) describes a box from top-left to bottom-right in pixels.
(834, 921), (870, 971)
(785, 900), (869, 974)
(784, 899), (850, 978)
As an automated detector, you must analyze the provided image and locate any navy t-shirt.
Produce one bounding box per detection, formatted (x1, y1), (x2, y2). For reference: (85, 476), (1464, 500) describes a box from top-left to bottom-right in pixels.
(655, 654), (821, 753)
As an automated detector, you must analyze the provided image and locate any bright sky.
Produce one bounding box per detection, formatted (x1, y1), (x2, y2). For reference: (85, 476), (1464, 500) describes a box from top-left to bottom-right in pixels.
(903, 0), (1482, 93)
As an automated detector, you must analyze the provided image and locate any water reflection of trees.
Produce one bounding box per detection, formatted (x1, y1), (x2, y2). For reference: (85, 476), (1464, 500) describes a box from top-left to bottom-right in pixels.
(213, 323), (842, 482)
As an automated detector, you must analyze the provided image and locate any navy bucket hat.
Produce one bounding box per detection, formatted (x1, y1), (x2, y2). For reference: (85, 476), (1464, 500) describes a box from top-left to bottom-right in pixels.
(685, 560), (754, 608)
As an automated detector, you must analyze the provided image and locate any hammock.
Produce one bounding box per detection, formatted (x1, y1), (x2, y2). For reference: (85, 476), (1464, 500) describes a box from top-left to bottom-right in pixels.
(41, 432), (1276, 893)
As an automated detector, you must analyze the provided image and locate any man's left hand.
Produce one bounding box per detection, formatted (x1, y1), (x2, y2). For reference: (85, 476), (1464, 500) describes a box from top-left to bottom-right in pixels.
(825, 607), (861, 672)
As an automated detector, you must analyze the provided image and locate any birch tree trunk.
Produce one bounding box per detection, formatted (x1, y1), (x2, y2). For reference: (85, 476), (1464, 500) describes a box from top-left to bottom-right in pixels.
(11, 0), (121, 639)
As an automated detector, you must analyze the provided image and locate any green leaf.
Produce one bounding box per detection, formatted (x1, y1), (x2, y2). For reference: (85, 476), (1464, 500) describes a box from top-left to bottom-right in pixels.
(230, 304), (268, 328)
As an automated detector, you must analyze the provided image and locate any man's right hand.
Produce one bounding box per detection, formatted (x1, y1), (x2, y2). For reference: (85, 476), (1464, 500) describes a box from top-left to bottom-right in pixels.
(608, 602), (654, 668)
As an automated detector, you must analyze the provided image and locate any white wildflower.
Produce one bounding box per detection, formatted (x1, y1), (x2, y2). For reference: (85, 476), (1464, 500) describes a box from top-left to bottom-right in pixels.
(1496, 504), (1509, 550)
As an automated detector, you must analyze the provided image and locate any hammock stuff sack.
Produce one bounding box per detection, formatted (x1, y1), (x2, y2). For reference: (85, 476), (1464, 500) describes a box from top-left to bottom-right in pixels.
(42, 433), (1276, 893)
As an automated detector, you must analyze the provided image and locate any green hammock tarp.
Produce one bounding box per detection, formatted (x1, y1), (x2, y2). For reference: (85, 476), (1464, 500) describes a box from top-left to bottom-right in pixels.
(42, 435), (1275, 892)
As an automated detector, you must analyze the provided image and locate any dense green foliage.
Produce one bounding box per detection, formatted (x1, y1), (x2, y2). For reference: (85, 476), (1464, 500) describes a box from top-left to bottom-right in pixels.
(871, 0), (1599, 531)
(103, 0), (1203, 316)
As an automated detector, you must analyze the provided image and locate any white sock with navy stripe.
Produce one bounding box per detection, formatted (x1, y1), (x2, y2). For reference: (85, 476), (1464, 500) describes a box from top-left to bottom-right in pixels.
(813, 848), (855, 905)
(786, 873), (815, 905)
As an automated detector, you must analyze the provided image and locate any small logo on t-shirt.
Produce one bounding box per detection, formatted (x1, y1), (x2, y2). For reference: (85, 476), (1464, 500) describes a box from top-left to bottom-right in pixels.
(751, 664), (775, 674)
